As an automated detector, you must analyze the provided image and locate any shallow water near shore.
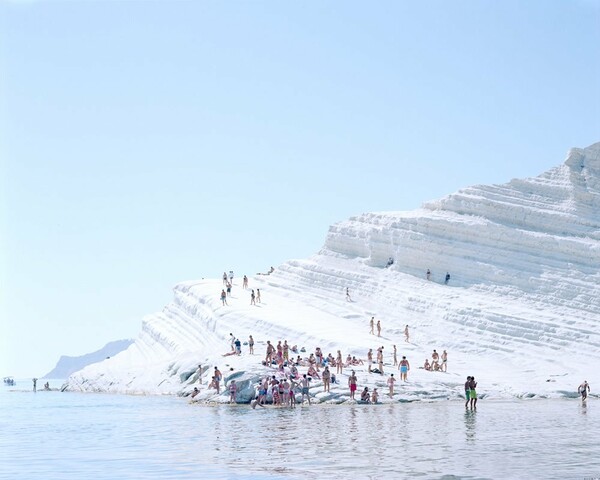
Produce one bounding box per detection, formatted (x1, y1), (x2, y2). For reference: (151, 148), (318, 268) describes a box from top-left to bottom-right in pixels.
(1, 381), (598, 480)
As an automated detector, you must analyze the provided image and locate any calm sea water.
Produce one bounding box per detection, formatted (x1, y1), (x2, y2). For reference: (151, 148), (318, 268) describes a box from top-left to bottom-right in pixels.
(1, 380), (598, 480)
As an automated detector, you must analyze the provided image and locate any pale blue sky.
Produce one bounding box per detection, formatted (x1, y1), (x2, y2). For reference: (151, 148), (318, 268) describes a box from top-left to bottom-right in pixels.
(1, 1), (599, 377)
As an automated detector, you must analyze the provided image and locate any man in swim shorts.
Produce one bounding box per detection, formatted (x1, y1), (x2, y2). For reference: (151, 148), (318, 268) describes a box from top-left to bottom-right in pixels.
(464, 376), (471, 408)
(578, 380), (590, 401)
(399, 356), (410, 381)
(469, 376), (478, 409)
(348, 371), (358, 400)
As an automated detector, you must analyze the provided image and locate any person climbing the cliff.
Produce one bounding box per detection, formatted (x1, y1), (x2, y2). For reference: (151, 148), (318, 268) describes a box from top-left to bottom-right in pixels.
(250, 290), (256, 306)
(445, 272), (451, 285)
(221, 289), (228, 306)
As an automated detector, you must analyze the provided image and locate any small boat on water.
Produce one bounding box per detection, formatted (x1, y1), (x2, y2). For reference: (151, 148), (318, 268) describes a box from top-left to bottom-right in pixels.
(3, 377), (15, 386)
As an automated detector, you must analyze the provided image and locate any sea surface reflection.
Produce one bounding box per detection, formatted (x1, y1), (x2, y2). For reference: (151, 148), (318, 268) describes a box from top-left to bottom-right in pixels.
(1, 383), (598, 479)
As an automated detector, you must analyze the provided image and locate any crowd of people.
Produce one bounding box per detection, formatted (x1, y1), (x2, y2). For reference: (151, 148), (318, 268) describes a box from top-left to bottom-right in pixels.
(422, 349), (448, 372)
(199, 269), (458, 407)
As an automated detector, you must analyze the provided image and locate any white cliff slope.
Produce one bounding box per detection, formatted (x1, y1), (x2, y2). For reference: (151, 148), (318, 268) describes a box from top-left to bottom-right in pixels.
(66, 143), (600, 403)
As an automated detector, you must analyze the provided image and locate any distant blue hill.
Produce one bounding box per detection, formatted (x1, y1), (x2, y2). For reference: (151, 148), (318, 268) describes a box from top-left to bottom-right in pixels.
(43, 339), (134, 379)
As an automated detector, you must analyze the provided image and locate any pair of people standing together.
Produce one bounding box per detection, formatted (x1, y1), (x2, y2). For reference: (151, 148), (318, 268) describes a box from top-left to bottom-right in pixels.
(465, 376), (477, 408)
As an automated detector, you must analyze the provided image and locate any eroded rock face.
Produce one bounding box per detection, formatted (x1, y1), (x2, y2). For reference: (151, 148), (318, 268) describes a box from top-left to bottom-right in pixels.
(64, 143), (600, 401)
(323, 142), (600, 304)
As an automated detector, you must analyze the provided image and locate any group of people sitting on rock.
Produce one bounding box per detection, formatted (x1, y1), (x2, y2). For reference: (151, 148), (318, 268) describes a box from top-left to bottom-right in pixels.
(423, 349), (448, 372)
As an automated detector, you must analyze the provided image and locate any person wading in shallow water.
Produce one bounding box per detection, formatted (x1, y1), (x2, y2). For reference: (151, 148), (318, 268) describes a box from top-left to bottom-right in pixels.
(578, 380), (590, 402)
(464, 376), (471, 408)
(469, 376), (478, 409)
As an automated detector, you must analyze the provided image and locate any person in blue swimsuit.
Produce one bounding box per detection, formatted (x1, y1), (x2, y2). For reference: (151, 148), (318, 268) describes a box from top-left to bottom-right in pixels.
(399, 356), (410, 381)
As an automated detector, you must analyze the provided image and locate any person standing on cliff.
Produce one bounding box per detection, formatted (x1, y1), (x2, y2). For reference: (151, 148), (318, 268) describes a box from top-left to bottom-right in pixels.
(388, 373), (396, 396)
(32, 378), (37, 393)
(250, 290), (256, 305)
(265, 341), (275, 365)
(229, 380), (237, 403)
(427, 269), (431, 281)
(346, 287), (352, 302)
(445, 272), (451, 285)
(348, 371), (358, 400)
(370, 316), (375, 335)
(441, 350), (448, 372)
(256, 289), (261, 303)
(404, 325), (410, 343)
(214, 367), (222, 393)
(376, 320), (381, 337)
(399, 356), (410, 381)
(336, 350), (344, 375)
(248, 335), (255, 355)
(222, 272), (228, 285)
(221, 289), (228, 306)
(243, 275), (248, 289)
(393, 344), (398, 366)
(300, 374), (311, 405)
